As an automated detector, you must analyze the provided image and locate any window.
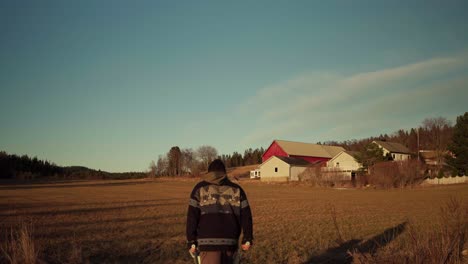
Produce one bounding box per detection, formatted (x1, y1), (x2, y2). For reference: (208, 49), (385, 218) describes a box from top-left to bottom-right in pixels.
(274, 167), (278, 172)
(336, 162), (340, 167)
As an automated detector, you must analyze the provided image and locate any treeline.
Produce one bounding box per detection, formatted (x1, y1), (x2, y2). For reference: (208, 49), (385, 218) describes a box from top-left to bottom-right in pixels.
(0, 151), (62, 179)
(322, 115), (467, 177)
(321, 117), (453, 154)
(219, 147), (264, 168)
(149, 145), (264, 177)
(3, 114), (465, 181)
(299, 113), (468, 188)
(0, 151), (145, 180)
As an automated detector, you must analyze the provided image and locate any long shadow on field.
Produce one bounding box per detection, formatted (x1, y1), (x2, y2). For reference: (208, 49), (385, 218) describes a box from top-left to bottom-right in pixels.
(306, 222), (407, 264)
(0, 180), (154, 190)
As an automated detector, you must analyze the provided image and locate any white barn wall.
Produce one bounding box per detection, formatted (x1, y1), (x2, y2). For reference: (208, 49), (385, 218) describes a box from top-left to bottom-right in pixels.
(324, 151), (361, 178)
(260, 156), (290, 182)
(327, 152), (361, 172)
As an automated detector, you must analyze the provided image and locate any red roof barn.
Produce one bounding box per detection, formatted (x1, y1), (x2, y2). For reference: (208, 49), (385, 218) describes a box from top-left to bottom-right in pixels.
(262, 140), (345, 164)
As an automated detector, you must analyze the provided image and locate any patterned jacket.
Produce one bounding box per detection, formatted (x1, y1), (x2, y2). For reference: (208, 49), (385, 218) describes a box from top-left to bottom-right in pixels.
(186, 178), (253, 251)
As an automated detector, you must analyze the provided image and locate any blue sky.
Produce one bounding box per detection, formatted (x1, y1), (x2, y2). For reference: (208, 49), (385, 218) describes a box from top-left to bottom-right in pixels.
(1, 1), (467, 172)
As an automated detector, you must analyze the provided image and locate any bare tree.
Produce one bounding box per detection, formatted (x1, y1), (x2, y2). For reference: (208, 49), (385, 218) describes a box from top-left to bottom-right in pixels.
(196, 145), (218, 170)
(155, 155), (168, 176)
(421, 117), (453, 171)
(148, 160), (157, 178)
(181, 148), (195, 175)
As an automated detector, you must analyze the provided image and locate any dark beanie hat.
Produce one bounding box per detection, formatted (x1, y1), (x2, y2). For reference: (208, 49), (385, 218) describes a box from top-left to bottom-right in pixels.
(208, 159), (226, 173)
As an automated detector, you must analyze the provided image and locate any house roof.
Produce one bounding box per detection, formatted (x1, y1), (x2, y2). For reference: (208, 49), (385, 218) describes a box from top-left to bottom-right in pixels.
(275, 156), (311, 166)
(275, 140), (345, 158)
(373, 140), (411, 154)
(328, 150), (361, 164)
(344, 151), (360, 158)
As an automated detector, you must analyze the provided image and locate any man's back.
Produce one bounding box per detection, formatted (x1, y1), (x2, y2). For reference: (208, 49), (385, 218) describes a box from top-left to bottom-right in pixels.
(187, 178), (253, 251)
(186, 159), (253, 264)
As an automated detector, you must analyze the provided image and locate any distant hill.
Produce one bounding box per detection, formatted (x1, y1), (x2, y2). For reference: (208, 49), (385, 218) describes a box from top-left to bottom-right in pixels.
(63, 166), (98, 172)
(0, 151), (145, 180)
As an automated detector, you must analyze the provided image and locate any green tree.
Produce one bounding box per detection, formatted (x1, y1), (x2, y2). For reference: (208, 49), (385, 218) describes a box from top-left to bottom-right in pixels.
(356, 142), (385, 170)
(447, 112), (468, 175)
(167, 146), (182, 176)
(408, 128), (418, 153)
(231, 152), (243, 167)
(243, 148), (254, 165)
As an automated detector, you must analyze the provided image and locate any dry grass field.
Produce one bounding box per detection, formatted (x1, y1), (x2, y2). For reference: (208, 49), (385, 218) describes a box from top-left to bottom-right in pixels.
(0, 178), (467, 264)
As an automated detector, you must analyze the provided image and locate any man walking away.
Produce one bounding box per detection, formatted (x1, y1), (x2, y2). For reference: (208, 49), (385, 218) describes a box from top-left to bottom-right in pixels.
(186, 159), (253, 264)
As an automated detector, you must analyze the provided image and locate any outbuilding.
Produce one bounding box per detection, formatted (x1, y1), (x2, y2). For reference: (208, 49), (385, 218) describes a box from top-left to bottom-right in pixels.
(259, 156), (311, 182)
(372, 140), (411, 161)
(324, 151), (362, 180)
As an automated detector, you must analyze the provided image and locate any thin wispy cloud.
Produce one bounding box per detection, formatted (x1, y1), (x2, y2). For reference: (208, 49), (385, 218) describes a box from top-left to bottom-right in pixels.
(240, 51), (468, 145)
(340, 55), (465, 91)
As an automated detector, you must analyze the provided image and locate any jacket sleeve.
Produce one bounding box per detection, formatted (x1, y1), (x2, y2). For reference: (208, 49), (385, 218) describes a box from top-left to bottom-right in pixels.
(186, 185), (201, 246)
(240, 187), (254, 245)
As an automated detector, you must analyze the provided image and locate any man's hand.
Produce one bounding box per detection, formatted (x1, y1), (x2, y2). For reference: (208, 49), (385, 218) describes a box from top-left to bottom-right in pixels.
(241, 241), (251, 251)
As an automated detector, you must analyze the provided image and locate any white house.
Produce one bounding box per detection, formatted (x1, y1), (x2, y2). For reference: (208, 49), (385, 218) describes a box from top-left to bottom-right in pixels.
(324, 151), (362, 180)
(372, 140), (411, 161)
(250, 169), (261, 179)
(259, 156), (311, 182)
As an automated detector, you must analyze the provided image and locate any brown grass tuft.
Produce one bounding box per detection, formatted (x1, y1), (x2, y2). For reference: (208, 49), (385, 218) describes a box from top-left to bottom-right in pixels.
(349, 197), (468, 264)
(404, 197), (467, 264)
(0, 222), (39, 264)
(67, 236), (84, 264)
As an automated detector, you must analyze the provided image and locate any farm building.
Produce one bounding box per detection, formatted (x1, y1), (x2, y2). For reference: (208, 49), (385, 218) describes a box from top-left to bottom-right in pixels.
(419, 150), (450, 166)
(260, 140), (345, 182)
(250, 169), (261, 179)
(323, 151), (362, 180)
(372, 140), (411, 161)
(259, 156), (311, 182)
(262, 140), (345, 163)
(419, 150), (452, 177)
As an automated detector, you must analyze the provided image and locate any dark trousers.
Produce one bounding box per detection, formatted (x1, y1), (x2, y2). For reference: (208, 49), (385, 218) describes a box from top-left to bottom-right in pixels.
(199, 250), (237, 264)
